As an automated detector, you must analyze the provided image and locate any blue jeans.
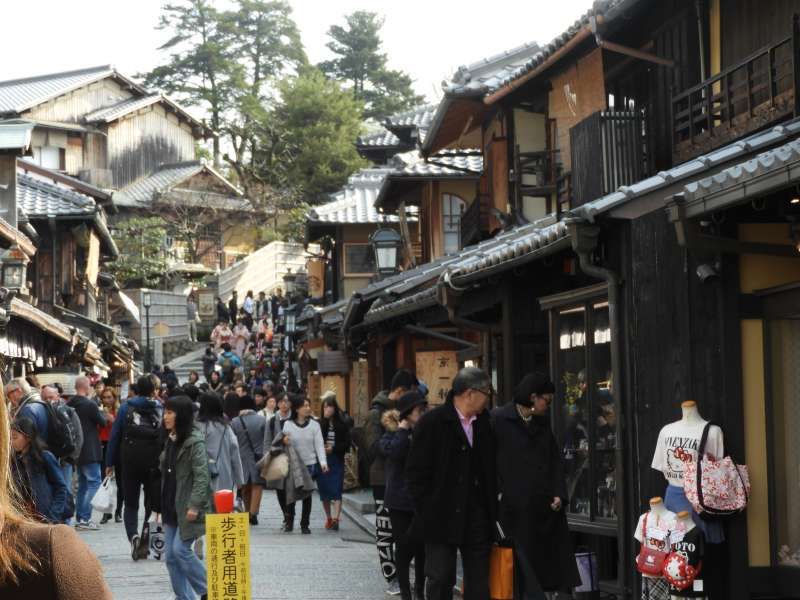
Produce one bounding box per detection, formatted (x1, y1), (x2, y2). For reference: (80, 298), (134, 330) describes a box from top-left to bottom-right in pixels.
(61, 462), (75, 523)
(76, 462), (102, 523)
(164, 524), (207, 600)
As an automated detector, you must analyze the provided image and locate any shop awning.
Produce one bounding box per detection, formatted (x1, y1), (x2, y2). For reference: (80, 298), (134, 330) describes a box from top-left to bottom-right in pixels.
(115, 290), (140, 324)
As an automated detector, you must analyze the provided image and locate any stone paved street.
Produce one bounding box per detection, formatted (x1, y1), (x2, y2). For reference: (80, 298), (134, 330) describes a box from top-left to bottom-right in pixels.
(80, 490), (386, 600)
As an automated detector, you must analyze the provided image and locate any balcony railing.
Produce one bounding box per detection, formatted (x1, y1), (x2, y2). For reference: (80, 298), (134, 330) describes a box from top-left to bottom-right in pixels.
(671, 34), (795, 163)
(569, 110), (647, 208)
(460, 193), (491, 248)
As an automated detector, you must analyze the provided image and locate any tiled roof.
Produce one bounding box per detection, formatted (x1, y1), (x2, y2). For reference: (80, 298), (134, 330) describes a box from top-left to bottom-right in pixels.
(307, 168), (399, 224)
(572, 117), (800, 222)
(356, 129), (402, 148)
(0, 65), (143, 115)
(114, 161), (245, 209)
(384, 105), (437, 130)
(84, 94), (162, 122)
(16, 172), (96, 217)
(444, 41), (543, 97)
(391, 149), (483, 177)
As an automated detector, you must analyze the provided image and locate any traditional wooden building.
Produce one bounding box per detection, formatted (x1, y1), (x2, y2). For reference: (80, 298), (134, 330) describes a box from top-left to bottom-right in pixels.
(339, 1), (800, 598)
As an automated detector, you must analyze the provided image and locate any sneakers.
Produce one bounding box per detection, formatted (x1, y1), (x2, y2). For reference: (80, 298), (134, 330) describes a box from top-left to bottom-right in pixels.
(386, 580), (402, 596)
(100, 514), (111, 525)
(301, 526), (311, 534)
(114, 514), (123, 523)
(75, 520), (99, 531)
(131, 535), (141, 561)
(282, 521), (293, 533)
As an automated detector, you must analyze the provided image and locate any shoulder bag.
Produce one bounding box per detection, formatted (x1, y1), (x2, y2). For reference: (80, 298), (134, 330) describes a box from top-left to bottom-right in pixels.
(683, 422), (750, 518)
(636, 512), (669, 576)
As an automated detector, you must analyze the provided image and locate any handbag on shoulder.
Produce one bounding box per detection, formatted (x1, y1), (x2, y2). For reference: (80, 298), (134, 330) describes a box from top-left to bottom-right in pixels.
(489, 521), (514, 600)
(683, 422), (750, 518)
(636, 513), (669, 577)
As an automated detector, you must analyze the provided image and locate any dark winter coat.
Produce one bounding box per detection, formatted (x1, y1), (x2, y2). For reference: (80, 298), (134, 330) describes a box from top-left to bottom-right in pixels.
(160, 428), (213, 542)
(378, 410), (414, 512)
(12, 450), (69, 523)
(320, 417), (351, 458)
(491, 403), (580, 594)
(68, 395), (107, 466)
(405, 400), (497, 545)
(363, 390), (391, 486)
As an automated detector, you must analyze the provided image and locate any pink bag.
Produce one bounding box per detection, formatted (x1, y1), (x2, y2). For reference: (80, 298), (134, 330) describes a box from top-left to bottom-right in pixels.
(683, 423), (750, 518)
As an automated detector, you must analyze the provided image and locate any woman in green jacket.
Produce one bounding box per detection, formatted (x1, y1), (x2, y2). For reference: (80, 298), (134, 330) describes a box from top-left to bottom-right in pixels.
(161, 395), (212, 600)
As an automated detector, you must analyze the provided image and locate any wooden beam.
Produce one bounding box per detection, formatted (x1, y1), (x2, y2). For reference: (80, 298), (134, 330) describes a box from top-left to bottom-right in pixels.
(595, 38), (676, 68)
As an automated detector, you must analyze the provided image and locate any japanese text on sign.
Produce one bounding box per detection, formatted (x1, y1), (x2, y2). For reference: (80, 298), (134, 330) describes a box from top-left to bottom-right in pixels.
(206, 513), (251, 600)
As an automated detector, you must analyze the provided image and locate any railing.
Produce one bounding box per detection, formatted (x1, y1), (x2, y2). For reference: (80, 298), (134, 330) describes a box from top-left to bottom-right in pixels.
(460, 193), (491, 248)
(671, 35), (795, 162)
(569, 110), (646, 207)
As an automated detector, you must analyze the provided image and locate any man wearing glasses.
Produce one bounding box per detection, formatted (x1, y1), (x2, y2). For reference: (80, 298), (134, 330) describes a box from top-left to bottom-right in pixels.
(406, 367), (497, 600)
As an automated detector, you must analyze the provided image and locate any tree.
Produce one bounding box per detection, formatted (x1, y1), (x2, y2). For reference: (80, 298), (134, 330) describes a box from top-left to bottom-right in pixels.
(319, 11), (425, 120)
(275, 67), (367, 204)
(109, 217), (169, 287)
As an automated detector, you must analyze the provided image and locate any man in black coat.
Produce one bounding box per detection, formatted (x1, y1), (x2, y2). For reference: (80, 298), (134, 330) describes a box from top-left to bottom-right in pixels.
(406, 367), (497, 600)
(492, 372), (580, 597)
(228, 291), (239, 325)
(69, 376), (110, 529)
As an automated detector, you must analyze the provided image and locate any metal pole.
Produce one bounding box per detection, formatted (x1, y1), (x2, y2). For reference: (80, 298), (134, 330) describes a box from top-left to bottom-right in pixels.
(145, 306), (151, 373)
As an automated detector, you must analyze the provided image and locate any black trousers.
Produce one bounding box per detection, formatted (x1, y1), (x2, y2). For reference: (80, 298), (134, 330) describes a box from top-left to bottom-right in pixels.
(374, 485), (396, 582)
(121, 462), (159, 541)
(425, 502), (491, 600)
(390, 509), (426, 598)
(276, 488), (289, 517)
(286, 495), (312, 527)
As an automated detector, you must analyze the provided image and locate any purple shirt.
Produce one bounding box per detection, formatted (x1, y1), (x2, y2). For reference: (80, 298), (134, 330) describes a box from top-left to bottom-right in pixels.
(455, 406), (477, 447)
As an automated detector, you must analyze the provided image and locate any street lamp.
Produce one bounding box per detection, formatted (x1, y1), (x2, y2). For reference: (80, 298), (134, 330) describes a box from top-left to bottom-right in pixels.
(283, 269), (297, 297)
(370, 227), (403, 277)
(0, 244), (29, 295)
(143, 291), (152, 373)
(285, 312), (296, 334)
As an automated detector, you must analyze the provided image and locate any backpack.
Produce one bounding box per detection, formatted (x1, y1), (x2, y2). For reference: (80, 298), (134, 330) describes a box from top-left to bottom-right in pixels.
(31, 400), (79, 460)
(122, 403), (162, 465)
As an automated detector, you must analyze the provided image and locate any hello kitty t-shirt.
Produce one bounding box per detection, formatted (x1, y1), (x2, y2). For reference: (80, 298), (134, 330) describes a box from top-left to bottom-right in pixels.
(651, 421), (724, 486)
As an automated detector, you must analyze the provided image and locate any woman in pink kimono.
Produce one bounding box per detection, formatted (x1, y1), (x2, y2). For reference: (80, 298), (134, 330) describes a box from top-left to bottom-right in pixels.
(210, 321), (233, 351)
(232, 318), (250, 357)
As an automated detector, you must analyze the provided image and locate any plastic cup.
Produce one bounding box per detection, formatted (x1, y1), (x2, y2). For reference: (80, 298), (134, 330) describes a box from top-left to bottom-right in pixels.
(214, 489), (234, 514)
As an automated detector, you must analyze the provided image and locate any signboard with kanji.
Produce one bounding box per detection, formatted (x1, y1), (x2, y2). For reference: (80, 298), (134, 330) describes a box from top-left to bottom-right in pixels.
(206, 513), (251, 600)
(415, 350), (458, 405)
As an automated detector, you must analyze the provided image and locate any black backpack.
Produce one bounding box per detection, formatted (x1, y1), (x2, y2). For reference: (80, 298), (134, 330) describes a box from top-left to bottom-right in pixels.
(122, 404), (162, 465)
(31, 400), (78, 460)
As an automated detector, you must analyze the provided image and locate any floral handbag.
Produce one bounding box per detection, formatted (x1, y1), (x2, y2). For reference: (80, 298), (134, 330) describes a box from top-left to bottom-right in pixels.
(636, 513), (670, 577)
(683, 423), (750, 518)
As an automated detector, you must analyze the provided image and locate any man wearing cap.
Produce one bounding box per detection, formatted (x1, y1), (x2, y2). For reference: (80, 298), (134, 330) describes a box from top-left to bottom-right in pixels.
(406, 367), (497, 600)
(492, 372), (579, 597)
(364, 368), (418, 596)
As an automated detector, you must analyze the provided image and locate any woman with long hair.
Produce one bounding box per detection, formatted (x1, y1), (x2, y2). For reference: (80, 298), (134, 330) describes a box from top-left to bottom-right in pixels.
(230, 394), (266, 525)
(317, 393), (350, 531)
(161, 395), (211, 600)
(197, 393), (244, 493)
(281, 395), (328, 534)
(0, 407), (111, 596)
(208, 370), (224, 395)
(10, 418), (69, 524)
(98, 388), (124, 524)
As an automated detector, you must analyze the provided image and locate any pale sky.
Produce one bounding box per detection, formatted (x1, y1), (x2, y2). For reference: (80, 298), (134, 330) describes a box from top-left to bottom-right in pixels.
(1, 0), (593, 105)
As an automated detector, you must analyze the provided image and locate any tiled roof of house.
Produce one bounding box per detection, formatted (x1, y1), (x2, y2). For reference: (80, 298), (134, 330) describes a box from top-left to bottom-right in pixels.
(391, 149), (483, 177)
(384, 104), (437, 130)
(0, 65), (144, 115)
(356, 129), (402, 148)
(114, 161), (245, 209)
(444, 41), (544, 97)
(84, 94), (162, 123)
(307, 168), (402, 224)
(16, 172), (96, 217)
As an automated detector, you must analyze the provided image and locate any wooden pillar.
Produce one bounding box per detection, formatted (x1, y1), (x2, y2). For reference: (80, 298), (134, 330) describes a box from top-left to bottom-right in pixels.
(501, 281), (514, 404)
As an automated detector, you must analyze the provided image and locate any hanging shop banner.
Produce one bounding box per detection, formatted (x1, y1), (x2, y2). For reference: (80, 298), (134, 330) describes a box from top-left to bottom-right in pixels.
(206, 513), (251, 600)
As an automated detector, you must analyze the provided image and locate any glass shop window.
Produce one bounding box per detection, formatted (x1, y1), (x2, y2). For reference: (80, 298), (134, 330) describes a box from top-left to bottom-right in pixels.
(441, 194), (465, 255)
(552, 298), (617, 524)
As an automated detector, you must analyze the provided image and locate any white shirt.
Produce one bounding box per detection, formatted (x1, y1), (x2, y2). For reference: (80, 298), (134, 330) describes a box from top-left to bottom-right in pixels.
(634, 510), (676, 578)
(282, 419), (327, 469)
(651, 421), (724, 486)
(243, 296), (254, 315)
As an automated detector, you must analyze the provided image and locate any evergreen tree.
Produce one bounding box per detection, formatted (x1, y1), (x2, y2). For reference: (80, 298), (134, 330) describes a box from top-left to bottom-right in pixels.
(109, 217), (169, 287)
(319, 11), (424, 120)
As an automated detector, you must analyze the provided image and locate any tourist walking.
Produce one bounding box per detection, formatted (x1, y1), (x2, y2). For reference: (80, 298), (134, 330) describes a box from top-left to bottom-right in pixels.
(202, 346), (217, 382)
(280, 395), (328, 534)
(317, 392), (350, 531)
(197, 392), (244, 493)
(10, 417), (69, 524)
(380, 391), (428, 600)
(210, 321), (233, 351)
(69, 376), (109, 530)
(230, 394), (266, 525)
(216, 297), (229, 324)
(106, 375), (164, 560)
(41, 385), (82, 524)
(232, 318), (250, 357)
(263, 392), (293, 529)
(5, 378), (48, 442)
(161, 395), (211, 600)
(228, 291), (238, 325)
(208, 371), (224, 395)
(242, 290), (255, 329)
(0, 393), (111, 598)
(492, 373), (579, 598)
(406, 367), (497, 600)
(98, 388), (123, 524)
(217, 343), (242, 384)
(364, 368), (418, 594)
(186, 295), (199, 343)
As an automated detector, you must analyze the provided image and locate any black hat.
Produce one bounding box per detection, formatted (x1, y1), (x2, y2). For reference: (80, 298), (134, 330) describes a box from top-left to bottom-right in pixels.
(390, 369), (418, 392)
(513, 372), (555, 407)
(397, 391), (427, 420)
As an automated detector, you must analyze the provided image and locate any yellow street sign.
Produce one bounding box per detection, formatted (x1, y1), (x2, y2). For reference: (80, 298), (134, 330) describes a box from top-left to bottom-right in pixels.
(206, 512), (251, 600)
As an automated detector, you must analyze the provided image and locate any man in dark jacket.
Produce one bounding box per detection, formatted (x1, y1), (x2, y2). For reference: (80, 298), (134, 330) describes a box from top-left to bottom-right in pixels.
(364, 368), (418, 594)
(69, 376), (109, 530)
(406, 367), (497, 600)
(106, 375), (164, 559)
(228, 291), (238, 325)
(492, 373), (579, 597)
(6, 378), (48, 442)
(216, 297), (229, 323)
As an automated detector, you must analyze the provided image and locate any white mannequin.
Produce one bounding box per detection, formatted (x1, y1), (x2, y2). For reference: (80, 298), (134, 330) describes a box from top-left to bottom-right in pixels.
(674, 510), (695, 533)
(650, 496), (671, 519)
(680, 401), (706, 426)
